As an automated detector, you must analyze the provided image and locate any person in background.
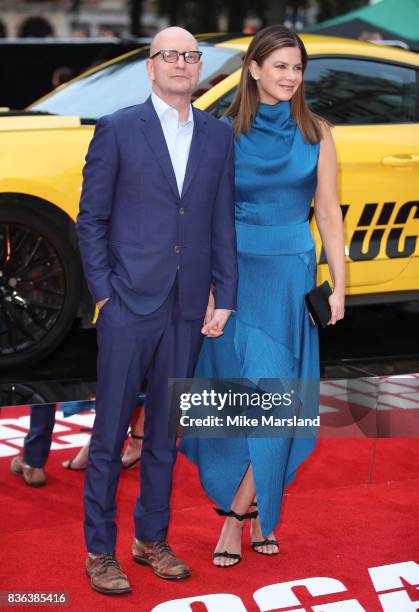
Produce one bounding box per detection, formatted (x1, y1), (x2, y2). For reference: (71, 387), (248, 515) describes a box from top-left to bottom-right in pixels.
(98, 26), (115, 38)
(9, 402), (144, 484)
(51, 66), (74, 89)
(62, 404), (144, 471)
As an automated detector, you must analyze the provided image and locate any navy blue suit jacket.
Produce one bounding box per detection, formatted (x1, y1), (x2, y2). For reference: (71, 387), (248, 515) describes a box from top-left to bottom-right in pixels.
(76, 97), (237, 319)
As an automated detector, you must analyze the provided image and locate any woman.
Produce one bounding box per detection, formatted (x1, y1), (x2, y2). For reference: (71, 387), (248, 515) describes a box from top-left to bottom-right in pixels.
(62, 404), (144, 470)
(180, 25), (345, 567)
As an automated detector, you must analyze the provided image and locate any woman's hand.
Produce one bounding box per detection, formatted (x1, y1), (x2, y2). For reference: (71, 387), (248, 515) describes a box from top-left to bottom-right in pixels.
(327, 291), (345, 325)
(201, 289), (231, 337)
(202, 309), (232, 337)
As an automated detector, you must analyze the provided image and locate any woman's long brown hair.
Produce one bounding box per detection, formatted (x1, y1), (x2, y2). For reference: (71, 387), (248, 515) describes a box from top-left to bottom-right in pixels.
(225, 25), (327, 143)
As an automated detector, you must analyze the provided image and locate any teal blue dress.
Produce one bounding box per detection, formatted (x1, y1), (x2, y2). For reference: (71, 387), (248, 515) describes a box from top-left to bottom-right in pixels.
(179, 100), (320, 537)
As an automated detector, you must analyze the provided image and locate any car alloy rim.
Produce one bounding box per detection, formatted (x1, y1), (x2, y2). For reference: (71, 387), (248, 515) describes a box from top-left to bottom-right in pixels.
(0, 222), (66, 356)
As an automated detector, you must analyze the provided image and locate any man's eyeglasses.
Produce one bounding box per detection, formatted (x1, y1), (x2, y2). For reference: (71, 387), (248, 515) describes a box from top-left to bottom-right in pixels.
(149, 50), (202, 64)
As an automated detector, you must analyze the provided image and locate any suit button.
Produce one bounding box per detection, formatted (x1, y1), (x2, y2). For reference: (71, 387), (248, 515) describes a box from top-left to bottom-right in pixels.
(173, 245), (181, 254)
(179, 207), (185, 215)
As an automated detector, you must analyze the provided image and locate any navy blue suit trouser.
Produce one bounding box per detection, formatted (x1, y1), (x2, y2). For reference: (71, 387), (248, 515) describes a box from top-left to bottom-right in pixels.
(83, 280), (203, 553)
(23, 404), (56, 468)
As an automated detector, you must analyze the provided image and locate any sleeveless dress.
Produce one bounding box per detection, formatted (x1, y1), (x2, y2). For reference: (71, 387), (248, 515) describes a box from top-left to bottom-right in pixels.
(179, 100), (320, 537)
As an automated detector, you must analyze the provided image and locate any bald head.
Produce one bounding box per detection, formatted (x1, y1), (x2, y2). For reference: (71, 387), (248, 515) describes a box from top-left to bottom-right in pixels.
(146, 26), (202, 108)
(150, 27), (198, 56)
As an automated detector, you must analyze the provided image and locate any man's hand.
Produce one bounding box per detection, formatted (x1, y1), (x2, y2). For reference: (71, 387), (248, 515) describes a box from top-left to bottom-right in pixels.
(202, 290), (215, 327)
(201, 308), (231, 338)
(97, 297), (110, 311)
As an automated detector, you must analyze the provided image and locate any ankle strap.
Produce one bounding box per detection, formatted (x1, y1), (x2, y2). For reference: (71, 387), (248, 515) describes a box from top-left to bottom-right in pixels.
(129, 430), (144, 440)
(214, 507), (258, 521)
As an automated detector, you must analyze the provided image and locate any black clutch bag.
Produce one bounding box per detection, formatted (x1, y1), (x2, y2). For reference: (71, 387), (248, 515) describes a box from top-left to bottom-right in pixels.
(305, 280), (332, 328)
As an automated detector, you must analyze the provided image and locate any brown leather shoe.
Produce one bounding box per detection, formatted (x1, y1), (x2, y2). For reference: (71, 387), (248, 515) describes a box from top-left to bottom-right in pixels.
(86, 553), (131, 595)
(10, 455), (46, 488)
(132, 539), (190, 580)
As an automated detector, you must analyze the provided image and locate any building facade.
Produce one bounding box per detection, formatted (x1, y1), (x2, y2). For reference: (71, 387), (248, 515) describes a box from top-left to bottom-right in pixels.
(0, 0), (163, 38)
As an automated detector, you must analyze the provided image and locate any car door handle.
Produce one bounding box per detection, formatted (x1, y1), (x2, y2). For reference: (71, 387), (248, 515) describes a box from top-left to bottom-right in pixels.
(381, 154), (419, 167)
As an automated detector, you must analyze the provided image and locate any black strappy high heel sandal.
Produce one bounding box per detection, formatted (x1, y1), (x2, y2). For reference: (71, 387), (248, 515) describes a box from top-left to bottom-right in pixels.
(212, 507), (258, 568)
(121, 430), (144, 470)
(249, 502), (280, 555)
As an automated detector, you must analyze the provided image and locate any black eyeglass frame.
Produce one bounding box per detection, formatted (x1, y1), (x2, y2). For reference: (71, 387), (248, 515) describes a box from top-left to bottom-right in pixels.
(149, 50), (203, 64)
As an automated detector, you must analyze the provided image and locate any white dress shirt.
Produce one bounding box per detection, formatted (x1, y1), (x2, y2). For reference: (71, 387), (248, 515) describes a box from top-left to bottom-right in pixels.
(151, 90), (194, 197)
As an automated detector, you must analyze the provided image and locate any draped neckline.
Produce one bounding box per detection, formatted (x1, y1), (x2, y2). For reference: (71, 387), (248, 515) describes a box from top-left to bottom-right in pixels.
(237, 100), (296, 159)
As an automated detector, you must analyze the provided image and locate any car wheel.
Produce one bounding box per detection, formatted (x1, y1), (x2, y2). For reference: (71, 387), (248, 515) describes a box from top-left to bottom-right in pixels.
(0, 205), (80, 368)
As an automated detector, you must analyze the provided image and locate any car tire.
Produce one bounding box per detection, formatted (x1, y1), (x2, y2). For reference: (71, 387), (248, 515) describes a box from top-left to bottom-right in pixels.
(0, 205), (81, 369)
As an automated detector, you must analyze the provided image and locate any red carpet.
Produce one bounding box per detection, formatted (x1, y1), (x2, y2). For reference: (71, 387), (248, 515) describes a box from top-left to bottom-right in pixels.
(1, 412), (419, 611)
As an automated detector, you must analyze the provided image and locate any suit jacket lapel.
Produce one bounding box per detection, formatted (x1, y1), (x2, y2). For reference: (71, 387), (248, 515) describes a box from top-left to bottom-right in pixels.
(181, 108), (208, 200)
(139, 97), (179, 201)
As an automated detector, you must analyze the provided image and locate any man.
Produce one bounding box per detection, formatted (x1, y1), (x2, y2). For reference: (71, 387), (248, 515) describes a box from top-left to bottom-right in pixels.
(76, 26), (237, 595)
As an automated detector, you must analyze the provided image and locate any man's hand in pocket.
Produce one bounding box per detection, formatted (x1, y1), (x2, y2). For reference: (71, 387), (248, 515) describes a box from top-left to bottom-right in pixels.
(97, 297), (110, 310)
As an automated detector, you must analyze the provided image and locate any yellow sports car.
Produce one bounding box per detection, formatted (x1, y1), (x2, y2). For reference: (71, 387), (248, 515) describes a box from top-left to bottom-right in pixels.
(0, 35), (418, 367)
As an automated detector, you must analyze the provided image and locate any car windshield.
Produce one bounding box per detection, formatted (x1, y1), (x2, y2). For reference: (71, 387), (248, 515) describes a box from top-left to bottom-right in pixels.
(30, 45), (243, 120)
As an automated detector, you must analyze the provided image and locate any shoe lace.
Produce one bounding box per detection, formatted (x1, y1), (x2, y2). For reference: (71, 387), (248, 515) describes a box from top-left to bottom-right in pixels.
(155, 542), (173, 557)
(98, 553), (120, 572)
